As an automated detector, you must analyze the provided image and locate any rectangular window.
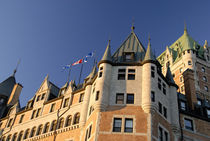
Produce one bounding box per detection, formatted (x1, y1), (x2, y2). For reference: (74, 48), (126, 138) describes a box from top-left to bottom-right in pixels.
(184, 118), (193, 131)
(118, 69), (126, 80)
(79, 93), (84, 102)
(113, 118), (122, 132)
(36, 108), (41, 117)
(151, 66), (155, 78)
(63, 98), (69, 108)
(88, 125), (92, 138)
(31, 110), (36, 119)
(99, 67), (103, 78)
(180, 101), (186, 111)
(151, 91), (155, 102)
(116, 93), (124, 104)
(164, 131), (168, 141)
(19, 114), (24, 123)
(85, 124), (92, 141)
(158, 78), (161, 90)
(7, 118), (13, 127)
(50, 103), (55, 113)
(124, 118), (133, 133)
(163, 107), (167, 119)
(162, 83), (166, 95)
(41, 93), (45, 100)
(99, 72), (103, 78)
(158, 127), (163, 141)
(126, 94), (134, 104)
(207, 109), (210, 118)
(128, 69), (135, 80)
(95, 91), (100, 101)
(158, 102), (162, 114)
(36, 95), (41, 102)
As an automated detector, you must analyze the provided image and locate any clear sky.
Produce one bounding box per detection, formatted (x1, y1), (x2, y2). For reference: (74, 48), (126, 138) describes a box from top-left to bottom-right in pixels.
(0, 0), (210, 106)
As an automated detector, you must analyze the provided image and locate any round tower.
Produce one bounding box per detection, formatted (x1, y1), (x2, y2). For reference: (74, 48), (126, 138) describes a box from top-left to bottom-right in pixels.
(95, 40), (112, 111)
(141, 38), (157, 113)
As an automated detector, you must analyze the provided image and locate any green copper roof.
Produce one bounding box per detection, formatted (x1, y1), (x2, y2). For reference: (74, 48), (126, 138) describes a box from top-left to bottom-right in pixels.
(112, 31), (146, 62)
(144, 38), (156, 61)
(101, 40), (112, 61)
(157, 29), (204, 64)
(0, 76), (16, 97)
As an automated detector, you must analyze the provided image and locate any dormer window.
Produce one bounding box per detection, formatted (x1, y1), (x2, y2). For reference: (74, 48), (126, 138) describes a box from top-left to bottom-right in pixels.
(123, 52), (134, 62)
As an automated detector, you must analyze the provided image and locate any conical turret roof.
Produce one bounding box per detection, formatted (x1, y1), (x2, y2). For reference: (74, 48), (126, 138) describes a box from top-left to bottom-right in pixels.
(0, 76), (16, 97)
(144, 37), (156, 61)
(101, 40), (112, 61)
(166, 66), (175, 84)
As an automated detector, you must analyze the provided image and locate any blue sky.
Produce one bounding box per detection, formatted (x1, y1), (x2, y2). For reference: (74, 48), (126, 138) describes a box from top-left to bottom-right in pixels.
(0, 0), (210, 106)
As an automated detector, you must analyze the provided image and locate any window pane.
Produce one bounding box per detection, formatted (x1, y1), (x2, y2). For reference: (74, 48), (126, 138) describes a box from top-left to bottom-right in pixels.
(113, 118), (122, 132)
(184, 118), (193, 131)
(125, 119), (133, 132)
(116, 94), (124, 104)
(127, 94), (134, 104)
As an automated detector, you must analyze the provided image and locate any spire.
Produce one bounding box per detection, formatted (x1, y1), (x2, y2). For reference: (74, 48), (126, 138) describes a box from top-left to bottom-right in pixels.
(166, 66), (175, 84)
(184, 21), (188, 35)
(85, 61), (97, 82)
(13, 59), (21, 77)
(131, 18), (135, 32)
(101, 40), (112, 61)
(144, 35), (156, 61)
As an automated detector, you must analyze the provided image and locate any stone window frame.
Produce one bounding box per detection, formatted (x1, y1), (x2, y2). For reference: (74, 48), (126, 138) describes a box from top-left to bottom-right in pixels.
(183, 116), (195, 132)
(202, 76), (207, 82)
(201, 67), (205, 73)
(98, 66), (103, 78)
(63, 97), (70, 108)
(115, 93), (135, 105)
(84, 122), (93, 141)
(19, 114), (25, 124)
(111, 115), (136, 134)
(158, 123), (170, 141)
(50, 103), (56, 113)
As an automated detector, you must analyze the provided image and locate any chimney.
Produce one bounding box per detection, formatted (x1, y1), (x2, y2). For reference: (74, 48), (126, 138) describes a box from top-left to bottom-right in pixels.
(183, 69), (197, 110)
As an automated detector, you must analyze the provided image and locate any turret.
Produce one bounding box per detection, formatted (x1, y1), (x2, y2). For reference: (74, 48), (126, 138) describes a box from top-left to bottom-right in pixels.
(95, 40), (112, 111)
(80, 63), (97, 126)
(142, 37), (157, 113)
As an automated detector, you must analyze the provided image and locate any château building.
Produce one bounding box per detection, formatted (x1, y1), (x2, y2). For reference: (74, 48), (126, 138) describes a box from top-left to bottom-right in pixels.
(0, 26), (209, 141)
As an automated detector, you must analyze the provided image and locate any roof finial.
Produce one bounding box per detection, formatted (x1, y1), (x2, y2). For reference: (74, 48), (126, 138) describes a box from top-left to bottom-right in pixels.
(13, 59), (21, 77)
(184, 20), (188, 35)
(131, 17), (135, 31)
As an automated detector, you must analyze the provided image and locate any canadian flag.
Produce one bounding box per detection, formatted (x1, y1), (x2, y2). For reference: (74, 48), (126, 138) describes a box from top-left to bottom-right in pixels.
(72, 59), (83, 66)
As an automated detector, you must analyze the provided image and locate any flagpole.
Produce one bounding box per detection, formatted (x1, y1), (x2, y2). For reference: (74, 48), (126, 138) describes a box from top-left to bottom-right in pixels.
(78, 60), (84, 84)
(67, 64), (72, 83)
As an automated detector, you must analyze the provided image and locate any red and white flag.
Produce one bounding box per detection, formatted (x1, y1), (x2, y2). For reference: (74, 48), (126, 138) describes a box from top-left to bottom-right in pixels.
(72, 59), (83, 66)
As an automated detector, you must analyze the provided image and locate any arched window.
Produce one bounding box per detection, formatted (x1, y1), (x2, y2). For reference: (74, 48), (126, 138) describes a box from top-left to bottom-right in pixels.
(201, 67), (205, 72)
(24, 129), (30, 139)
(30, 127), (36, 137)
(12, 133), (17, 141)
(43, 122), (50, 133)
(6, 134), (11, 141)
(65, 115), (72, 127)
(203, 76), (207, 82)
(58, 118), (64, 129)
(73, 113), (80, 124)
(188, 60), (192, 65)
(37, 124), (43, 135)
(50, 120), (57, 131)
(17, 131), (24, 141)
(204, 86), (208, 92)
